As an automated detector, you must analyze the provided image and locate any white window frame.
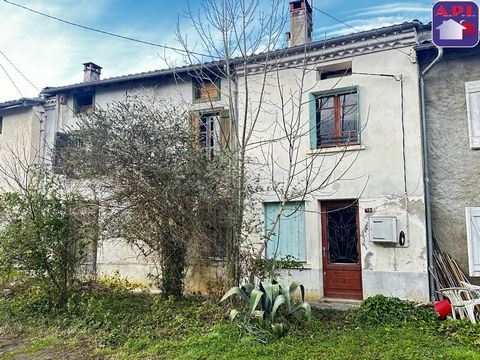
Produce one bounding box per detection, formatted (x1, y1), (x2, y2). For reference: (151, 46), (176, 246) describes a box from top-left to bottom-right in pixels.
(465, 81), (480, 149)
(466, 207), (480, 276)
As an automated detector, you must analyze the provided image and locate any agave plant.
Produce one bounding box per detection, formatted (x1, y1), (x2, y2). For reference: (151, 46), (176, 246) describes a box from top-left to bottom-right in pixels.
(220, 280), (312, 330)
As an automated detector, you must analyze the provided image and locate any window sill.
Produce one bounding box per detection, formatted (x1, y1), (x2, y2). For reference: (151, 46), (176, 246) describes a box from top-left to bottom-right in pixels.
(193, 97), (221, 104)
(307, 144), (365, 155)
(278, 264), (312, 271)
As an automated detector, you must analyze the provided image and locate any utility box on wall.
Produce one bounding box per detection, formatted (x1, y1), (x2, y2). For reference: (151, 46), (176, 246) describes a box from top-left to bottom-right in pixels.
(369, 217), (397, 244)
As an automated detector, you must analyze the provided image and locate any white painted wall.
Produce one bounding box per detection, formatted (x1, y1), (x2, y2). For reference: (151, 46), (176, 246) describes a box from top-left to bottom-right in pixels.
(239, 48), (428, 302)
(0, 106), (43, 191)
(37, 44), (429, 302)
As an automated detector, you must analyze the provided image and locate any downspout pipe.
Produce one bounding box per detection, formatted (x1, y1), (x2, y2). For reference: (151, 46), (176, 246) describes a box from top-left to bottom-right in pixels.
(420, 46), (443, 302)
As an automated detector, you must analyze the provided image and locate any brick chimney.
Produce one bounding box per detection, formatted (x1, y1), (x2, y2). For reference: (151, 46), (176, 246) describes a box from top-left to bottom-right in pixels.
(286, 0), (313, 47)
(83, 62), (102, 82)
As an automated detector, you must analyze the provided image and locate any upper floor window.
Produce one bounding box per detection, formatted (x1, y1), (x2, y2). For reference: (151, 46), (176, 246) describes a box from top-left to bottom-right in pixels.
(199, 112), (221, 158)
(318, 60), (352, 81)
(192, 109), (230, 159)
(53, 131), (83, 176)
(311, 88), (359, 148)
(74, 92), (94, 114)
(193, 76), (221, 103)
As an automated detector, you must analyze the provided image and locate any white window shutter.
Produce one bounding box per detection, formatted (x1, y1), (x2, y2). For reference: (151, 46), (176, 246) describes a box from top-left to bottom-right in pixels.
(466, 207), (480, 276)
(465, 81), (480, 149)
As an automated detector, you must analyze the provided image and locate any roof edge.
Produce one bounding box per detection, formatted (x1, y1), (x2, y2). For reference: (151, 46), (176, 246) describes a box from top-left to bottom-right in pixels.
(0, 97), (44, 111)
(42, 21), (423, 96)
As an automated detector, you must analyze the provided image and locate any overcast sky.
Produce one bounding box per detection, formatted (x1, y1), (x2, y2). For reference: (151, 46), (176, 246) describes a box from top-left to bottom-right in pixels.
(0, 0), (433, 102)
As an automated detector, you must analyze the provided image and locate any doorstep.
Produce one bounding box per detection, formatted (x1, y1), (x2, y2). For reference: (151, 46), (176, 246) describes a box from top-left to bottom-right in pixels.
(311, 298), (361, 311)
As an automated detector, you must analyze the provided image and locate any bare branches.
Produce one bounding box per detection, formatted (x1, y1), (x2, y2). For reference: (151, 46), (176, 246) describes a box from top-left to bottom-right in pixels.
(171, 0), (369, 284)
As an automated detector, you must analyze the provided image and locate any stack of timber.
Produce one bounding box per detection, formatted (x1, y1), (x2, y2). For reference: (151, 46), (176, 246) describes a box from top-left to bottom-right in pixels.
(432, 236), (470, 293)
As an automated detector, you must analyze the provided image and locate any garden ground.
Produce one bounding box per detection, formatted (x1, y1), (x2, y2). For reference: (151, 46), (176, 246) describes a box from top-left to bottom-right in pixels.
(1, 282), (480, 360)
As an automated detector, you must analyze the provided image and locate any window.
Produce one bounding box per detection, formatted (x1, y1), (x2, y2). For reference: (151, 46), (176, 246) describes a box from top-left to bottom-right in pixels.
(317, 61), (352, 81)
(264, 202), (306, 261)
(466, 207), (480, 276)
(310, 87), (359, 148)
(74, 92), (94, 114)
(193, 110), (230, 158)
(199, 113), (221, 158)
(320, 68), (352, 80)
(193, 76), (221, 102)
(201, 205), (228, 260)
(0, 116), (3, 134)
(465, 81), (480, 149)
(53, 131), (83, 176)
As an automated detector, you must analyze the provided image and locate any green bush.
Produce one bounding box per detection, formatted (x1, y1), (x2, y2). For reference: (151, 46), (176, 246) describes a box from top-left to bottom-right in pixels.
(0, 172), (89, 307)
(353, 295), (436, 327)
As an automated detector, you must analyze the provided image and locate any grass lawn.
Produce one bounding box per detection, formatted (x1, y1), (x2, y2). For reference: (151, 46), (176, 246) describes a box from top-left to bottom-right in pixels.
(1, 283), (480, 359)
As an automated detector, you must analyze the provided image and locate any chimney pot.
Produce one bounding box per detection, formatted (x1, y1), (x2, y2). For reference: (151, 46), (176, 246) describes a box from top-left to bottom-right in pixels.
(83, 62), (102, 82)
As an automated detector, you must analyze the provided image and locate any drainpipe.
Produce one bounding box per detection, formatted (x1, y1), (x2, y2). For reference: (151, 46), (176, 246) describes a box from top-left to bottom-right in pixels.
(420, 46), (443, 302)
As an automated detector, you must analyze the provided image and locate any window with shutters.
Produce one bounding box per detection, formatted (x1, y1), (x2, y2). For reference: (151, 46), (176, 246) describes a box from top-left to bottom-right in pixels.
(467, 207), (480, 276)
(192, 109), (231, 158)
(193, 76), (221, 103)
(465, 81), (480, 149)
(264, 202), (306, 261)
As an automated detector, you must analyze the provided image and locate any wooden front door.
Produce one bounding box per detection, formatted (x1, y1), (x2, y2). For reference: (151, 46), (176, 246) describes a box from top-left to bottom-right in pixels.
(321, 200), (363, 300)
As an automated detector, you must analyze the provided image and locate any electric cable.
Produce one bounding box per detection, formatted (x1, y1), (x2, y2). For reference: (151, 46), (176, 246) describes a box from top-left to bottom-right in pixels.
(0, 50), (39, 91)
(3, 0), (215, 59)
(0, 60), (24, 98)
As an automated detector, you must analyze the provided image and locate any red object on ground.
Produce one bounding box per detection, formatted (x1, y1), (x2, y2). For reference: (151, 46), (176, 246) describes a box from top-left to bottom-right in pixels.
(434, 300), (452, 318)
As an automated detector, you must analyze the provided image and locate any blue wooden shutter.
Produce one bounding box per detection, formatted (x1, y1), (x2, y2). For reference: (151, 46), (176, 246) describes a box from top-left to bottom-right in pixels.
(264, 202), (306, 261)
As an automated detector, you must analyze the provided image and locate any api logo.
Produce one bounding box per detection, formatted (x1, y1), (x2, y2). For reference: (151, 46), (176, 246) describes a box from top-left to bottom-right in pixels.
(433, 1), (479, 47)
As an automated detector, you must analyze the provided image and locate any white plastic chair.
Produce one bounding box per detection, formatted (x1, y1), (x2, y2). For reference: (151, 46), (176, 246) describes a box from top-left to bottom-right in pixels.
(460, 281), (480, 298)
(437, 287), (480, 324)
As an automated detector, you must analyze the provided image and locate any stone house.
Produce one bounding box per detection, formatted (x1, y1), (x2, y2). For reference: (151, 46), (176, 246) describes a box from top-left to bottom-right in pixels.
(0, 1), (437, 302)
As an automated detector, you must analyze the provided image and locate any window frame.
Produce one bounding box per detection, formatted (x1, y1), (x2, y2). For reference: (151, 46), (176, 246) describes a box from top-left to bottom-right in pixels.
(466, 207), (480, 277)
(53, 131), (84, 176)
(191, 108), (231, 157)
(465, 81), (480, 149)
(192, 76), (221, 103)
(309, 86), (360, 149)
(199, 112), (221, 158)
(73, 91), (95, 114)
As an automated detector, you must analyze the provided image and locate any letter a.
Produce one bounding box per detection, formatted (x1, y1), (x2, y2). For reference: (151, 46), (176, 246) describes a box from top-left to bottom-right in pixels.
(435, 5), (448, 16)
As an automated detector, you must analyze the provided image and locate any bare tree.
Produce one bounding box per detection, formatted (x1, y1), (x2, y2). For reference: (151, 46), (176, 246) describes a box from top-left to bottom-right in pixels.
(174, 0), (363, 285)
